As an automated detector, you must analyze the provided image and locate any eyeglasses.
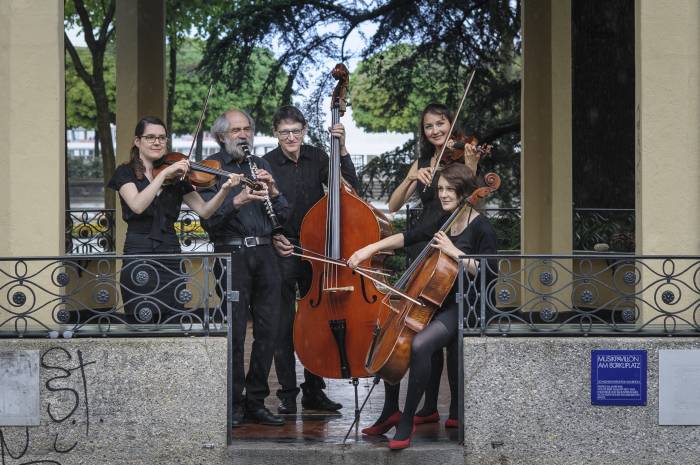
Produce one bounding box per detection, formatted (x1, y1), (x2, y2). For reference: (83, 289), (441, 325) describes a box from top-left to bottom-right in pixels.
(140, 135), (168, 144)
(225, 127), (252, 136)
(276, 128), (304, 139)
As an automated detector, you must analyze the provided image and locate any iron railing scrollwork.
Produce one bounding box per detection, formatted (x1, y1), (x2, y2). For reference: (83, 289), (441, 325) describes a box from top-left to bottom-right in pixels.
(457, 254), (700, 336)
(65, 208), (214, 255)
(573, 208), (635, 252)
(0, 253), (232, 337)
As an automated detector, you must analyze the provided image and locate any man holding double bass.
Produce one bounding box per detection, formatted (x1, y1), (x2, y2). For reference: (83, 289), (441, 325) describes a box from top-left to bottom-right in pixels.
(265, 105), (357, 414)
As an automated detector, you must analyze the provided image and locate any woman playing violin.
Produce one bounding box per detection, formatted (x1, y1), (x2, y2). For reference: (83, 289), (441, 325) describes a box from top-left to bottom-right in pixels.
(348, 163), (497, 449)
(107, 116), (241, 320)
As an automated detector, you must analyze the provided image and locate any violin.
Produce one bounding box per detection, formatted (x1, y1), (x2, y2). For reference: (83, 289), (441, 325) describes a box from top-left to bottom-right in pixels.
(439, 135), (492, 166)
(150, 83), (262, 191)
(152, 151), (263, 190)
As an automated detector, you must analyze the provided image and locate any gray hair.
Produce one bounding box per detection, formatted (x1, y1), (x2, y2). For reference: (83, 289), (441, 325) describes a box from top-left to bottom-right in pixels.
(211, 109), (256, 149)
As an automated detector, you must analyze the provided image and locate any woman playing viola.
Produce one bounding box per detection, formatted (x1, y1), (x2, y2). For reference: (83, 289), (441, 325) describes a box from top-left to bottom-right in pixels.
(348, 163), (497, 449)
(107, 116), (242, 320)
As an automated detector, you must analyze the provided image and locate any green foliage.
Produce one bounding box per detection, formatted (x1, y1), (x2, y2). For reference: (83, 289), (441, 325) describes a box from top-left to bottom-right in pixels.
(68, 156), (103, 179)
(65, 46), (116, 129)
(169, 40), (288, 135)
(201, 0), (523, 207)
(351, 44), (450, 134)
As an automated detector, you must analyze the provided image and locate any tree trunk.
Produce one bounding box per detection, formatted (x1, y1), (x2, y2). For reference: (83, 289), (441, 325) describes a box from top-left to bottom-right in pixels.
(93, 86), (115, 209)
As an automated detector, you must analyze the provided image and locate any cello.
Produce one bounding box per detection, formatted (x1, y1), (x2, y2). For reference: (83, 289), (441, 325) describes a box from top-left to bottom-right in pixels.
(293, 64), (393, 379)
(365, 172), (501, 385)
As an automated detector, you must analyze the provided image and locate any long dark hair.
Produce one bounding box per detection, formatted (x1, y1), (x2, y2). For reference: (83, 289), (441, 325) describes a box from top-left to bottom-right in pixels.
(127, 116), (167, 180)
(417, 103), (457, 161)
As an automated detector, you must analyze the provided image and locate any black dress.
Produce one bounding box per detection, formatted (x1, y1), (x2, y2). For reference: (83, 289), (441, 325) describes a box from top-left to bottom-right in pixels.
(107, 164), (194, 322)
(405, 156), (444, 262)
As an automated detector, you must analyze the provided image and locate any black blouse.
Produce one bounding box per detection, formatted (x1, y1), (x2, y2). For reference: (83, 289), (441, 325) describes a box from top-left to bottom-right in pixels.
(107, 164), (194, 244)
(404, 212), (497, 259)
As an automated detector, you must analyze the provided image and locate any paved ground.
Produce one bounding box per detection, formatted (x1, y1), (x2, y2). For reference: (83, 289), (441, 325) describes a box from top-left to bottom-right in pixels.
(231, 323), (459, 447)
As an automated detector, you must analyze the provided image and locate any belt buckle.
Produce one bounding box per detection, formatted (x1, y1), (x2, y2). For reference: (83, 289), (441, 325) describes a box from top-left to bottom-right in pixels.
(243, 236), (257, 247)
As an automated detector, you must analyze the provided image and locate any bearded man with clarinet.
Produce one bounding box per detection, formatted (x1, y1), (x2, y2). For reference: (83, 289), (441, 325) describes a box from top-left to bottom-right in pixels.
(200, 108), (289, 427)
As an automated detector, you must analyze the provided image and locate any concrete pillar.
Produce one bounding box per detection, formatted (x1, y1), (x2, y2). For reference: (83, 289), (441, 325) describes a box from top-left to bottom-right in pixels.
(0, 1), (65, 256)
(635, 0), (700, 255)
(635, 0), (700, 326)
(521, 0), (573, 254)
(115, 0), (166, 254)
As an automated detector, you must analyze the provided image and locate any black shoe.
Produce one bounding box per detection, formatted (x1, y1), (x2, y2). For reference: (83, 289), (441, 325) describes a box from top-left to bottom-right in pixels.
(301, 390), (343, 411)
(245, 406), (285, 426)
(231, 405), (245, 428)
(278, 397), (297, 414)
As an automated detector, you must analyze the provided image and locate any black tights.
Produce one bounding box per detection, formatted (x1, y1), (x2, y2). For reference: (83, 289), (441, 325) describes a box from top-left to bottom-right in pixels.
(376, 348), (451, 422)
(374, 307), (460, 440)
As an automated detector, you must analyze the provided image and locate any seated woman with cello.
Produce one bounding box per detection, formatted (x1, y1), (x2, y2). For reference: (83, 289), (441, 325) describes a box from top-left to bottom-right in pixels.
(108, 116), (241, 321)
(364, 103), (483, 434)
(348, 163), (497, 449)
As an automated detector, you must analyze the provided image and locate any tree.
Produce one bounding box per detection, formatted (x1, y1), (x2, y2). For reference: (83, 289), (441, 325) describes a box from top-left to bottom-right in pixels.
(200, 0), (522, 206)
(65, 0), (116, 208)
(170, 40), (288, 138)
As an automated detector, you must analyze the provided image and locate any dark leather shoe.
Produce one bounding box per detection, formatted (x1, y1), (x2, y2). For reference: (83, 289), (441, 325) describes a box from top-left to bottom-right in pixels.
(245, 407), (285, 426)
(301, 390), (343, 411)
(277, 397), (297, 414)
(231, 405), (245, 428)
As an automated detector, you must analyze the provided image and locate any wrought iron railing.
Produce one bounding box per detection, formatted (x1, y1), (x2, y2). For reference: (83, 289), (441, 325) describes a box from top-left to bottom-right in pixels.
(65, 209), (116, 254)
(457, 254), (700, 336)
(573, 208), (635, 252)
(65, 209), (214, 255)
(0, 253), (233, 337)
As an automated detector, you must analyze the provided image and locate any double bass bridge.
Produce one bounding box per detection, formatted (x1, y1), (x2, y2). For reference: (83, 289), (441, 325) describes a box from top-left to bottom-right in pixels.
(323, 286), (355, 293)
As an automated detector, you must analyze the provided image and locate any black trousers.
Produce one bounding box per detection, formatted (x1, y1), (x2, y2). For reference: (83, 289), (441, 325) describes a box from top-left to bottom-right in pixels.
(215, 243), (281, 410)
(120, 232), (184, 321)
(273, 252), (326, 400)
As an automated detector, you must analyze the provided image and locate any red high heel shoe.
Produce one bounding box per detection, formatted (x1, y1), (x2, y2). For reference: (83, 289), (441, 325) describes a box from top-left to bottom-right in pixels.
(413, 411), (440, 424)
(444, 418), (458, 428)
(361, 411), (402, 436)
(388, 425), (416, 450)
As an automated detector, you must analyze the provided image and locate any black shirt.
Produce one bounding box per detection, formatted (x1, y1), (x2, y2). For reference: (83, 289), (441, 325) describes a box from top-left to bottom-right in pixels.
(403, 211), (498, 305)
(198, 150), (289, 240)
(404, 212), (497, 258)
(264, 144), (359, 238)
(107, 164), (194, 244)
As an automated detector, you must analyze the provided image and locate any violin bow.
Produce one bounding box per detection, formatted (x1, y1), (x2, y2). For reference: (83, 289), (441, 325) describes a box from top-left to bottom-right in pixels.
(424, 69), (477, 192)
(290, 248), (424, 307)
(186, 82), (215, 159)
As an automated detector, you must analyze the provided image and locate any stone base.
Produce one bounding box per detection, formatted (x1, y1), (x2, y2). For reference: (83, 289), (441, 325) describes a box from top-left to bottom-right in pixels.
(462, 337), (700, 465)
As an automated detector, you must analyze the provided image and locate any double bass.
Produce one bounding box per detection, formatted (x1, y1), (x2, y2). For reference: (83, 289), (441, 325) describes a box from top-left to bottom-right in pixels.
(293, 64), (393, 379)
(366, 172), (501, 384)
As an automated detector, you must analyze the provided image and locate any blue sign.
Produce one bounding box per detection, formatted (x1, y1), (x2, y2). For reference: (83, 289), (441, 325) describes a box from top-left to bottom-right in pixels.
(591, 349), (647, 406)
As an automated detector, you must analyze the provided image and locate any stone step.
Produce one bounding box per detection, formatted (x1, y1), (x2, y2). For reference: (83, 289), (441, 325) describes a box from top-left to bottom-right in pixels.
(228, 441), (464, 465)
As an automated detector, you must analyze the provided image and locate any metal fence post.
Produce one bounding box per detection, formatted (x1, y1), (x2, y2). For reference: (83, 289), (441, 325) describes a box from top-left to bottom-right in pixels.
(225, 255), (233, 445)
(480, 257), (487, 336)
(203, 256), (210, 335)
(457, 258), (465, 444)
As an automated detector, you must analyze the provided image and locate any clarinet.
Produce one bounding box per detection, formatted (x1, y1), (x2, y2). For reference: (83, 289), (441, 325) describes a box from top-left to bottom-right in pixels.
(240, 143), (284, 234)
